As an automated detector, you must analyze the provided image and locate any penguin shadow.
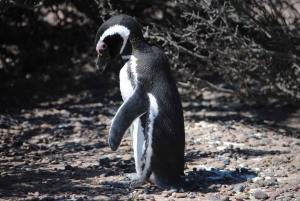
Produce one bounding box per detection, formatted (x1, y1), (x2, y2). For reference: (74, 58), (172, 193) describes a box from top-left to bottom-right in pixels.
(184, 168), (256, 193)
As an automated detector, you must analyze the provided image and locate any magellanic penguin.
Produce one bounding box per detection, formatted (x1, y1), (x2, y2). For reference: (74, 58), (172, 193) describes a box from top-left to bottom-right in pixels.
(94, 14), (188, 190)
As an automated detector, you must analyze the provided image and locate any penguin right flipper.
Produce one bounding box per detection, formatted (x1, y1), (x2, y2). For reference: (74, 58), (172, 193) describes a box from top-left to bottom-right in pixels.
(109, 83), (149, 151)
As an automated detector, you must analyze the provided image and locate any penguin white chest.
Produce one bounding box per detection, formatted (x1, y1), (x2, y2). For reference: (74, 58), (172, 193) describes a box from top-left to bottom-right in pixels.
(119, 56), (138, 101)
(119, 62), (134, 101)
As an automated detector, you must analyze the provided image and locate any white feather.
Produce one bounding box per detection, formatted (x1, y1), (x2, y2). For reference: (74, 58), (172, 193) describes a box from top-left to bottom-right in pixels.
(140, 93), (158, 177)
(131, 118), (145, 178)
(130, 56), (138, 83)
(119, 61), (134, 101)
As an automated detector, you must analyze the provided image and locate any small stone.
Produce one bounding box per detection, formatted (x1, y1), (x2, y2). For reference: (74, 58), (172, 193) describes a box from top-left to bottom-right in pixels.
(166, 189), (176, 196)
(76, 161), (82, 166)
(99, 157), (110, 167)
(176, 193), (187, 198)
(138, 195), (144, 200)
(220, 196), (229, 201)
(137, 190), (144, 194)
(178, 188), (185, 193)
(25, 167), (33, 171)
(208, 193), (220, 201)
(171, 192), (177, 197)
(237, 135), (248, 143)
(60, 109), (70, 117)
(233, 185), (244, 192)
(64, 165), (72, 171)
(269, 191), (279, 199)
(187, 192), (196, 198)
(33, 192), (39, 197)
(73, 126), (81, 133)
(235, 193), (249, 200)
(145, 195), (154, 199)
(215, 162), (225, 170)
(251, 188), (269, 199)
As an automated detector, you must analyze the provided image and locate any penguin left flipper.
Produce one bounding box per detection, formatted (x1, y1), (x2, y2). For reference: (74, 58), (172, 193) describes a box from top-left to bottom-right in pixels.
(109, 83), (150, 151)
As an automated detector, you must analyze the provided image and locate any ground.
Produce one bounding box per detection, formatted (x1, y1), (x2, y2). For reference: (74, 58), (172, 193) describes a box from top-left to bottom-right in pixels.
(0, 68), (300, 201)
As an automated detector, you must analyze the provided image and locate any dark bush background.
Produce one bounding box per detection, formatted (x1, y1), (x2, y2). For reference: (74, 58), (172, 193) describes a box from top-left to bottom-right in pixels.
(1, 0), (300, 113)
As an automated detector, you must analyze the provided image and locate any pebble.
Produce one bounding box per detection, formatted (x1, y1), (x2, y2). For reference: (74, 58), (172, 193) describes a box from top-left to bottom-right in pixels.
(269, 191), (279, 199)
(235, 193), (249, 200)
(208, 193), (220, 201)
(64, 165), (72, 171)
(145, 195), (154, 199)
(251, 188), (269, 199)
(176, 193), (187, 198)
(25, 167), (33, 171)
(166, 189), (177, 196)
(233, 185), (244, 192)
(187, 192), (196, 198)
(99, 157), (110, 167)
(33, 192), (39, 197)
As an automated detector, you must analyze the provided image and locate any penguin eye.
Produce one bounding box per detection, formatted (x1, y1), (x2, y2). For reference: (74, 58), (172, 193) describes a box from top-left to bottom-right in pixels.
(102, 43), (107, 49)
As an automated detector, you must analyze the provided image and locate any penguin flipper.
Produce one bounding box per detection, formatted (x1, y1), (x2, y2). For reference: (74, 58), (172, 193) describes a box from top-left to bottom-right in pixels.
(109, 83), (149, 151)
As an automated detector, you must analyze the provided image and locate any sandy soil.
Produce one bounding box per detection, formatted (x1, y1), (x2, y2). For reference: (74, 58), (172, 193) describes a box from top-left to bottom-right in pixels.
(1, 71), (300, 201)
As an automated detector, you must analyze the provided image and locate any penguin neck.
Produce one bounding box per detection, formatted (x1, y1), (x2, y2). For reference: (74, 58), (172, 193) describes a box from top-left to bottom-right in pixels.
(129, 35), (148, 53)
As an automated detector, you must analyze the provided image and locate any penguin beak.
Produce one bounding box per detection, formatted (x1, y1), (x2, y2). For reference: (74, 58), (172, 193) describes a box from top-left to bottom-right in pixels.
(95, 50), (111, 74)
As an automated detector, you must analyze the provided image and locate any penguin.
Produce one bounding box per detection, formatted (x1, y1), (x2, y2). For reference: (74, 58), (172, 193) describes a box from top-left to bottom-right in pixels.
(94, 14), (187, 190)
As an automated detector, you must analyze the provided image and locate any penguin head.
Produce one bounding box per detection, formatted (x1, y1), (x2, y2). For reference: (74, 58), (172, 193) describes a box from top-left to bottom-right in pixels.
(94, 14), (143, 73)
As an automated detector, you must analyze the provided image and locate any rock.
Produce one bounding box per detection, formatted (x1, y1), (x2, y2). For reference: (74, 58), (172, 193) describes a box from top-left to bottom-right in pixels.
(176, 193), (187, 198)
(251, 188), (269, 199)
(286, 193), (294, 198)
(187, 192), (196, 198)
(60, 109), (70, 117)
(166, 189), (177, 196)
(33, 192), (39, 197)
(269, 191), (279, 199)
(145, 195), (154, 199)
(25, 167), (33, 171)
(235, 193), (249, 200)
(208, 193), (220, 201)
(99, 157), (110, 167)
(233, 185), (244, 192)
(220, 196), (229, 201)
(64, 165), (72, 171)
(237, 135), (248, 143)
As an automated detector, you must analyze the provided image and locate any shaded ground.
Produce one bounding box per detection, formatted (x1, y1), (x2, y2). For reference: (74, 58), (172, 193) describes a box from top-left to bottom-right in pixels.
(1, 65), (300, 201)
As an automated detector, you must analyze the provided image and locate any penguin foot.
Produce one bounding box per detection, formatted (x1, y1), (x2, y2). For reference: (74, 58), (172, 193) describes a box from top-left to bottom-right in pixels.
(125, 173), (145, 188)
(149, 174), (196, 191)
(110, 173), (145, 189)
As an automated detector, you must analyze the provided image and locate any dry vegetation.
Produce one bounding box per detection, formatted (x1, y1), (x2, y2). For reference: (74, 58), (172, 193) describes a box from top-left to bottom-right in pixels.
(1, 0), (300, 104)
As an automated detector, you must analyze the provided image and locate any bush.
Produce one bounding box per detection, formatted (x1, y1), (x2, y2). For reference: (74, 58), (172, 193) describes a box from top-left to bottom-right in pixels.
(1, 0), (300, 103)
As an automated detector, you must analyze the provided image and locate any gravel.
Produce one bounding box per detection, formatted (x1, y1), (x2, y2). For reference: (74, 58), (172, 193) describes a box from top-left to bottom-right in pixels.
(1, 87), (300, 200)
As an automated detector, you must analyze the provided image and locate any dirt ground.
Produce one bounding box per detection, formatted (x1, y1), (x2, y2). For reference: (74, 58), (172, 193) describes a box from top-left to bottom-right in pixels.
(1, 68), (300, 201)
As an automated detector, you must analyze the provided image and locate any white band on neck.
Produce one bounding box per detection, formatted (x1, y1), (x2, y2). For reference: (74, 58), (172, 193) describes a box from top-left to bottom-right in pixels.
(96, 24), (130, 54)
